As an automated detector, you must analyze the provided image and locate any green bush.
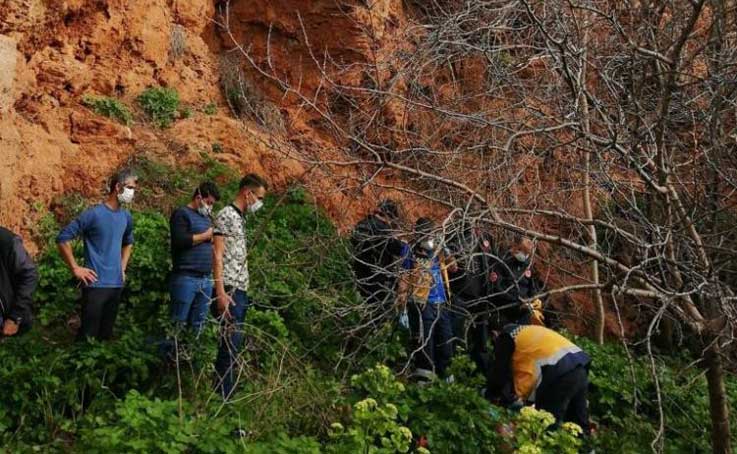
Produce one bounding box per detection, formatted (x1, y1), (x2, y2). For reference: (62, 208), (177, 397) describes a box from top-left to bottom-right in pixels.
(575, 335), (732, 453)
(203, 102), (218, 115)
(82, 95), (133, 125)
(137, 87), (180, 128)
(7, 157), (737, 453)
(344, 364), (582, 454)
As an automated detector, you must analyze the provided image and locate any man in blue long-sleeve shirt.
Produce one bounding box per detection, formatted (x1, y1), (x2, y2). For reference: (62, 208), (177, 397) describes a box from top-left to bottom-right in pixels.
(169, 181), (220, 334)
(57, 169), (137, 341)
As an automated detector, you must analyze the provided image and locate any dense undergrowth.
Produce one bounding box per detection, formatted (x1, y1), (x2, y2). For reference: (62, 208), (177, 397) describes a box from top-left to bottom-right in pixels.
(1, 157), (735, 453)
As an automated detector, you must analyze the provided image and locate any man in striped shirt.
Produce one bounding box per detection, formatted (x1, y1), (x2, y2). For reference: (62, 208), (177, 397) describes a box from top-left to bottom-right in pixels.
(169, 181), (220, 334)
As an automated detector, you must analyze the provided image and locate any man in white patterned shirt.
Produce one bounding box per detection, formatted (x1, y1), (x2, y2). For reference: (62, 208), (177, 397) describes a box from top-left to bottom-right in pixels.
(212, 173), (268, 400)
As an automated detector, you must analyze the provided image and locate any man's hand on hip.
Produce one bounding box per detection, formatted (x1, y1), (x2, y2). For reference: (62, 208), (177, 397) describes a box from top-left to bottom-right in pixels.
(73, 266), (98, 286)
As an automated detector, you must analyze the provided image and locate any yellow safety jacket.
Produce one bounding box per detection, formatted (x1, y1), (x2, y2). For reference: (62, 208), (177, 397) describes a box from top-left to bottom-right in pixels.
(407, 253), (452, 304)
(507, 325), (589, 402)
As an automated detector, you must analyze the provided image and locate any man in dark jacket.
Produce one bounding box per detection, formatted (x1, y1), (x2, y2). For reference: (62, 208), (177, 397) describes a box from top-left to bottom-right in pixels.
(488, 237), (541, 329)
(0, 226), (38, 336)
(351, 200), (405, 312)
(447, 222), (496, 374)
(169, 181), (220, 335)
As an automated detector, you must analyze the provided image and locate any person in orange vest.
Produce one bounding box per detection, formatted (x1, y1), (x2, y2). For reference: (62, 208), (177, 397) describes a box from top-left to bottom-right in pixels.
(397, 217), (457, 383)
(487, 324), (591, 435)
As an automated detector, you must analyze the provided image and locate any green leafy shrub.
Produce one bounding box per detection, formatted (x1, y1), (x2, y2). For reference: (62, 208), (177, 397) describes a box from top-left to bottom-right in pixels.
(137, 87), (180, 128)
(203, 102), (218, 115)
(123, 211), (171, 328)
(575, 335), (731, 453)
(328, 398), (414, 454)
(180, 106), (193, 119)
(511, 407), (581, 454)
(8, 157), (737, 453)
(82, 95), (133, 125)
(78, 391), (241, 454)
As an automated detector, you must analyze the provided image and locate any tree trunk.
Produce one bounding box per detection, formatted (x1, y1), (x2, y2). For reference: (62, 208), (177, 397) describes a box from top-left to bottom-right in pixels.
(577, 20), (606, 344)
(583, 148), (605, 344)
(705, 341), (732, 454)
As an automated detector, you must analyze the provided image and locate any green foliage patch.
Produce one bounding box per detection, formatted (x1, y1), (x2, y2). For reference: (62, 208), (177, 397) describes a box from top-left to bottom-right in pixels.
(82, 95), (133, 125)
(4, 158), (737, 453)
(137, 87), (181, 128)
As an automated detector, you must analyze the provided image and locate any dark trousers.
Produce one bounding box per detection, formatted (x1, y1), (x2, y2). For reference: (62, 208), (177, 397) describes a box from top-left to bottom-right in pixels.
(452, 295), (489, 374)
(408, 300), (453, 376)
(214, 288), (249, 400)
(468, 316), (489, 374)
(536, 366), (590, 435)
(78, 288), (122, 341)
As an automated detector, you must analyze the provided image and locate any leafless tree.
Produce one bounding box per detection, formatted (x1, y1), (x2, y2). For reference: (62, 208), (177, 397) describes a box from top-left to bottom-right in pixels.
(214, 1), (737, 452)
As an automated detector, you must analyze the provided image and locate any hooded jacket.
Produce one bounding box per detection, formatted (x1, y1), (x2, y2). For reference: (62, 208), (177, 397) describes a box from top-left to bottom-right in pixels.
(0, 227), (38, 330)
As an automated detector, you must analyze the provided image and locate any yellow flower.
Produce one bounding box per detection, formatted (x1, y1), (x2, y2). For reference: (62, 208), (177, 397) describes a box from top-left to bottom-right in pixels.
(519, 406), (537, 419)
(562, 422), (583, 436)
(518, 444), (543, 454)
(399, 426), (412, 440)
(355, 398), (377, 412)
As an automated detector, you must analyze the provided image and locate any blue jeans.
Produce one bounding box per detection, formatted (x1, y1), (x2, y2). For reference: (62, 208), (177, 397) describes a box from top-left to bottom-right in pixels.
(169, 273), (213, 335)
(214, 288), (249, 400)
(408, 300), (453, 376)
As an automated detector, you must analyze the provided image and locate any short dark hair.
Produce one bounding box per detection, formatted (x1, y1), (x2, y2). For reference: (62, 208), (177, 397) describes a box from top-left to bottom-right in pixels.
(194, 181), (221, 201)
(109, 168), (137, 193)
(239, 173), (268, 191)
(377, 199), (400, 221)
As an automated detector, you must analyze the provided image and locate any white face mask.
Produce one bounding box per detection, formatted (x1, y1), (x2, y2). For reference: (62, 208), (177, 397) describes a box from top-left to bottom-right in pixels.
(514, 252), (529, 263)
(421, 239), (435, 251)
(248, 200), (264, 214)
(197, 203), (213, 217)
(117, 187), (135, 204)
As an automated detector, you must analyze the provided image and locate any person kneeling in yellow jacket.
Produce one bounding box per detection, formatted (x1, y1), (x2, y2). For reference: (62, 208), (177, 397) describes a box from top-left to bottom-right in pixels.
(487, 324), (591, 435)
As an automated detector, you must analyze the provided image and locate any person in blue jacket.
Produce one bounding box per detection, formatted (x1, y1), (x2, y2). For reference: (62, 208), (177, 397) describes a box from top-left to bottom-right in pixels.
(397, 218), (457, 382)
(57, 169), (137, 341)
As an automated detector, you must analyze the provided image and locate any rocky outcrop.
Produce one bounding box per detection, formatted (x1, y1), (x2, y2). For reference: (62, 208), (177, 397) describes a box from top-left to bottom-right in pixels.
(0, 1), (422, 248)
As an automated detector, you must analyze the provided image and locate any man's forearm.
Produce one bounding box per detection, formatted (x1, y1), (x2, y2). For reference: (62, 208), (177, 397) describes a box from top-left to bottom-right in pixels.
(192, 232), (208, 245)
(213, 259), (225, 294)
(58, 242), (79, 271)
(212, 236), (226, 295)
(121, 244), (133, 271)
